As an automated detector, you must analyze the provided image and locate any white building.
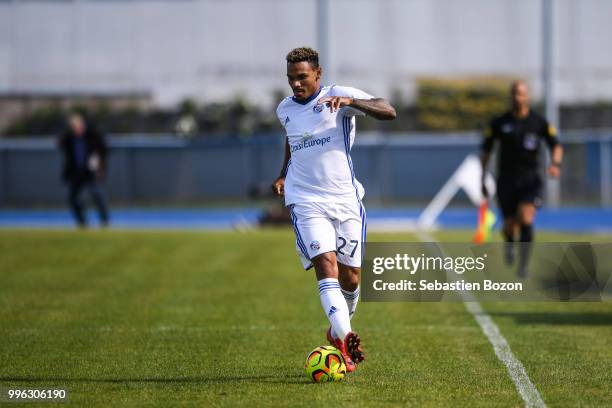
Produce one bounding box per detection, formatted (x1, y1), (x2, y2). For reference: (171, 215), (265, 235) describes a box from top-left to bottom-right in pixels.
(1, 0), (611, 107)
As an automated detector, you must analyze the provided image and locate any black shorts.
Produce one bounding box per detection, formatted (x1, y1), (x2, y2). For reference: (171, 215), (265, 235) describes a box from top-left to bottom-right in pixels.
(496, 175), (543, 218)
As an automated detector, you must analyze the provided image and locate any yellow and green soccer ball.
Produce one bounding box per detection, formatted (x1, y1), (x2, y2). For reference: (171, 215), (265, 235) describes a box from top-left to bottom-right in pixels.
(304, 345), (347, 382)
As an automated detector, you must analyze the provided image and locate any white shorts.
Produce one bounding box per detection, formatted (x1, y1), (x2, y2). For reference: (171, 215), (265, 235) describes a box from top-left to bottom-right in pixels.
(287, 201), (367, 270)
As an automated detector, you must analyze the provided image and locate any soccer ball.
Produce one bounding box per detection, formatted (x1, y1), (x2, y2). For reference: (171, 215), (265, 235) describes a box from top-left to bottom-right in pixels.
(304, 345), (347, 382)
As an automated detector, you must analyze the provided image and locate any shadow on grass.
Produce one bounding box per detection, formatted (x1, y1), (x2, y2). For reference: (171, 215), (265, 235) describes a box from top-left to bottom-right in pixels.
(487, 311), (612, 326)
(0, 373), (313, 385)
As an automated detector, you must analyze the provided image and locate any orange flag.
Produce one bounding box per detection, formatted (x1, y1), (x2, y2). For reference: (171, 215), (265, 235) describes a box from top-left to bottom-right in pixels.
(473, 200), (496, 243)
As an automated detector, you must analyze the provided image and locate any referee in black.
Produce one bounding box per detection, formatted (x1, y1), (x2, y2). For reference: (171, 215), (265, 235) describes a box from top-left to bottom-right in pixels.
(480, 80), (563, 277)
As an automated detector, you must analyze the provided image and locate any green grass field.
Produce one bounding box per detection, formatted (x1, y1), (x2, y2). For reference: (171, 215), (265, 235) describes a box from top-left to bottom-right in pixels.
(1, 229), (611, 406)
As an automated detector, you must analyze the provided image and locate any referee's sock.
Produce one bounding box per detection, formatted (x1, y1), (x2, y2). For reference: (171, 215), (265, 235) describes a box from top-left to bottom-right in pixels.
(518, 224), (534, 277)
(318, 278), (351, 341)
(504, 234), (515, 265)
(520, 224), (533, 242)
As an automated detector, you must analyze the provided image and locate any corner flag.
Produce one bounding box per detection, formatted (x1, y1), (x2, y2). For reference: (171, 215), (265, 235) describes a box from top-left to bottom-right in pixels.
(473, 200), (497, 243)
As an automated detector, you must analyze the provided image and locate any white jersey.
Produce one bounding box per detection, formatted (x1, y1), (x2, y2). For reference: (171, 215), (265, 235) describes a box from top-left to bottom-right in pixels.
(276, 85), (374, 205)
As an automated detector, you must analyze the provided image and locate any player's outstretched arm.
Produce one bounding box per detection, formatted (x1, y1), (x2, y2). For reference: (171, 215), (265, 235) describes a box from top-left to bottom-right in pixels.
(349, 98), (396, 120)
(317, 96), (396, 120)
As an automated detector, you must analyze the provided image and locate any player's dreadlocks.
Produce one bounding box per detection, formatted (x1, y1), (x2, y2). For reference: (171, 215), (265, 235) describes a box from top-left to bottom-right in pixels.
(286, 47), (319, 68)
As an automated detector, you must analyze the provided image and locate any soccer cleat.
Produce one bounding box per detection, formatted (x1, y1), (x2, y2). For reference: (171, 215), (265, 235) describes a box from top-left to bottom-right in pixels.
(345, 331), (365, 364)
(328, 333), (356, 373)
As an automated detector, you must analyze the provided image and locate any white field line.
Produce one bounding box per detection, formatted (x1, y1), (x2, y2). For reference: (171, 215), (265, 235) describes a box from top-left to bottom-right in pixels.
(415, 230), (546, 408)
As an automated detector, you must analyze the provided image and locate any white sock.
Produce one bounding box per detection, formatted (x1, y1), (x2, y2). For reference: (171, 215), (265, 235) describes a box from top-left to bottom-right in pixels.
(318, 278), (351, 341)
(330, 286), (360, 339)
(341, 286), (360, 319)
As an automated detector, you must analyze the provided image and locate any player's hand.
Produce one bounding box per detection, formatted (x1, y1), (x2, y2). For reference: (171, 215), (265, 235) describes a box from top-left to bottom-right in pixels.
(271, 177), (285, 196)
(548, 164), (561, 178)
(317, 96), (353, 113)
(481, 180), (489, 198)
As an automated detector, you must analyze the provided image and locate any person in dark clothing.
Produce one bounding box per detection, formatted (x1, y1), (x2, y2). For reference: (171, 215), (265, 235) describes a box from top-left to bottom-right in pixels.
(58, 112), (110, 227)
(480, 80), (563, 277)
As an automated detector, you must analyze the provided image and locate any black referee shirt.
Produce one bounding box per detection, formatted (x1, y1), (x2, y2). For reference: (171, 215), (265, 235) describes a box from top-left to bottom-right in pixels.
(481, 110), (559, 179)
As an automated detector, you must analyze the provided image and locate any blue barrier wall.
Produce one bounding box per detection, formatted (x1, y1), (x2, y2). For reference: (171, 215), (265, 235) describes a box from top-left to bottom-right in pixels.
(0, 133), (610, 206)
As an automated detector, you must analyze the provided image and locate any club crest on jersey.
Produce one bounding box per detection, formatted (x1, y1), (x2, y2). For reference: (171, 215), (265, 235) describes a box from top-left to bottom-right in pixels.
(313, 103), (324, 113)
(301, 131), (313, 141)
(501, 123), (514, 133)
(310, 240), (321, 251)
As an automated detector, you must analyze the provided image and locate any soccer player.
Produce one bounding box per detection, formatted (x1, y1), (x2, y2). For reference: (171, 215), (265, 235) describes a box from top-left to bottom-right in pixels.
(480, 80), (563, 277)
(272, 47), (396, 372)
